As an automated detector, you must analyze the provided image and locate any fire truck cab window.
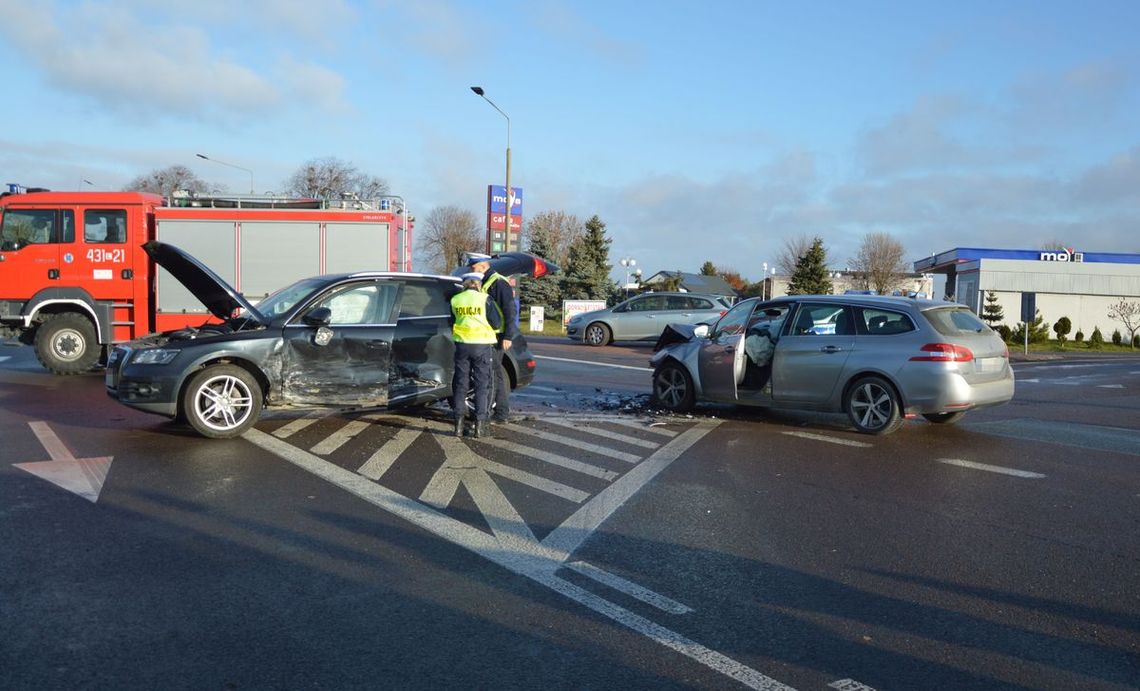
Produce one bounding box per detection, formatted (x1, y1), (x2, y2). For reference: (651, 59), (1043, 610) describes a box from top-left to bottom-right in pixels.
(1, 209), (59, 249)
(84, 210), (127, 244)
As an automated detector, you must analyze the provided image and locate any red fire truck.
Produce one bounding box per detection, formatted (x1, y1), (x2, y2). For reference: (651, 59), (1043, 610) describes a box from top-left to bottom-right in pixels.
(0, 187), (412, 374)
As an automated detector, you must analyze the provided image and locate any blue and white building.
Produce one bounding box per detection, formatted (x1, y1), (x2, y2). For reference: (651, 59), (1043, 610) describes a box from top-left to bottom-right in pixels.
(915, 247), (1140, 339)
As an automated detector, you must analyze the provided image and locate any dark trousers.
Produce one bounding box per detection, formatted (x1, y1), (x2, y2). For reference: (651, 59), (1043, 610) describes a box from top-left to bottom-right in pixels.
(452, 342), (494, 420)
(492, 342), (509, 417)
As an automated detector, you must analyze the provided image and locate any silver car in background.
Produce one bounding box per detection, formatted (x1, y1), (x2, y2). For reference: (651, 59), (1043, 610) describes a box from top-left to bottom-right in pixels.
(567, 292), (730, 346)
(650, 295), (1015, 434)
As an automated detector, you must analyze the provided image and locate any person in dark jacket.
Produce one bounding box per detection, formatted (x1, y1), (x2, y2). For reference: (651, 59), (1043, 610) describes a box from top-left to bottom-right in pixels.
(465, 252), (520, 423)
(450, 272), (502, 439)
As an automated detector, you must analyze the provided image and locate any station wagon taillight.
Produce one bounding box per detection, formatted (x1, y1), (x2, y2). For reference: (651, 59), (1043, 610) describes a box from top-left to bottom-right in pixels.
(910, 343), (974, 362)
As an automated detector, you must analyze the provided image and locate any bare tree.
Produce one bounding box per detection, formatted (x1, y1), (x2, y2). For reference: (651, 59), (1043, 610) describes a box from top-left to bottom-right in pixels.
(775, 234), (813, 275)
(417, 206), (482, 274)
(283, 157), (389, 199)
(524, 210), (584, 267)
(850, 231), (909, 295)
(123, 165), (217, 199)
(1041, 239), (1069, 250)
(1107, 298), (1140, 349)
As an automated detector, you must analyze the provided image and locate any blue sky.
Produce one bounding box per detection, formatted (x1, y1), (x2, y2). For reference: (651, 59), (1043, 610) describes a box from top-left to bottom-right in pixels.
(1, 0), (1137, 281)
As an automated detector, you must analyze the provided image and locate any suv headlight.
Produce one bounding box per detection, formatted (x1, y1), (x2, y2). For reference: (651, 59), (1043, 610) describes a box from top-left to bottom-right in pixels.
(569, 315), (582, 324)
(131, 348), (179, 365)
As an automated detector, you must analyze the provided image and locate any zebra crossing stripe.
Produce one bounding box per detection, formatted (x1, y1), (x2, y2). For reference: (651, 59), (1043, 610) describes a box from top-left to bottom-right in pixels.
(477, 437), (619, 481)
(310, 420), (371, 455)
(513, 427), (643, 464)
(357, 428), (423, 480)
(543, 418), (661, 449)
(272, 417), (319, 439)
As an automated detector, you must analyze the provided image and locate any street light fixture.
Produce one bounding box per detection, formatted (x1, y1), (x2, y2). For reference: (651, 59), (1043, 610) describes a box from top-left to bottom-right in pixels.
(196, 153), (254, 195)
(620, 257), (638, 296)
(470, 86), (513, 252)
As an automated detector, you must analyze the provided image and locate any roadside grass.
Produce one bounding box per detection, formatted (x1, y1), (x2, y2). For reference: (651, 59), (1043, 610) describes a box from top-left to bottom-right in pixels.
(1007, 340), (1139, 353)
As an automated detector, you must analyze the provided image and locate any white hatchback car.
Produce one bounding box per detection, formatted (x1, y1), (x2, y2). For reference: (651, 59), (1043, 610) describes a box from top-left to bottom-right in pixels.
(650, 295), (1015, 434)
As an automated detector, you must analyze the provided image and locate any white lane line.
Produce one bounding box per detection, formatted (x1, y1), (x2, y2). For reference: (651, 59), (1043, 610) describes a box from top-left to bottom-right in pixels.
(535, 355), (653, 372)
(567, 560), (693, 614)
(1097, 384), (1125, 389)
(477, 437), (619, 481)
(310, 420), (371, 455)
(542, 421), (721, 560)
(544, 418), (660, 449)
(357, 428), (423, 480)
(513, 426), (643, 463)
(273, 417), (319, 439)
(936, 458), (1046, 479)
(781, 431), (873, 448)
(243, 420), (789, 691)
(0, 356), (10, 363)
(829, 679), (877, 691)
(428, 435), (541, 547)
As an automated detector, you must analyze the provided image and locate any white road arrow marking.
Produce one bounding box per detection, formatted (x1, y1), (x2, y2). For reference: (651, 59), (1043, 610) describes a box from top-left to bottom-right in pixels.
(14, 421), (113, 502)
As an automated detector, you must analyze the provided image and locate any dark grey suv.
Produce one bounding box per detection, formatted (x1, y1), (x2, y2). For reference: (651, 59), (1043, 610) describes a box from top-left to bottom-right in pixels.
(106, 242), (553, 438)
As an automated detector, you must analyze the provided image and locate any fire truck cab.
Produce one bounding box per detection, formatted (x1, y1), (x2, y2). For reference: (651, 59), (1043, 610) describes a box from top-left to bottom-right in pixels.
(0, 187), (410, 374)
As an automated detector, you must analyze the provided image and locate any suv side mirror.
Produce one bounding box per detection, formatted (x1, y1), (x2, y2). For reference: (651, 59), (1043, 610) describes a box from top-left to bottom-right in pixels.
(302, 306), (332, 327)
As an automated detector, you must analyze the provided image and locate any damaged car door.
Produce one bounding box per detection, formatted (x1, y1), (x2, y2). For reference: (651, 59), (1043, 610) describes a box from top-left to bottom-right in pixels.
(388, 278), (458, 405)
(279, 279), (400, 406)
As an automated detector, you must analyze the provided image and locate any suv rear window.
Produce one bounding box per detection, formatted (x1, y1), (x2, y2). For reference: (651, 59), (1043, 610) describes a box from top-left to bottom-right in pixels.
(924, 307), (989, 336)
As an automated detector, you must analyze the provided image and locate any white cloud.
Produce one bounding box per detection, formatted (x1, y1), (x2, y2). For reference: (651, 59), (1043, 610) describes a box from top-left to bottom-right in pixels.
(0, 0), (349, 124)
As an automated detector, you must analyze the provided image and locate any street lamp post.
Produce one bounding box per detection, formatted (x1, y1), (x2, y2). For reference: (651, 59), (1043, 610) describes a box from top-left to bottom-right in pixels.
(196, 153), (254, 195)
(470, 86), (513, 253)
(620, 257), (638, 296)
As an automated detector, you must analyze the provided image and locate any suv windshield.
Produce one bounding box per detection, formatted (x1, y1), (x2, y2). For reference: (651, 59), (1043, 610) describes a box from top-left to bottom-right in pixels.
(248, 277), (327, 318)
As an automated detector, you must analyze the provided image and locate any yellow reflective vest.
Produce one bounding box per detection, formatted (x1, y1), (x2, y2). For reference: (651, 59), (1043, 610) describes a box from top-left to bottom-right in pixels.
(451, 289), (497, 344)
(480, 271), (506, 334)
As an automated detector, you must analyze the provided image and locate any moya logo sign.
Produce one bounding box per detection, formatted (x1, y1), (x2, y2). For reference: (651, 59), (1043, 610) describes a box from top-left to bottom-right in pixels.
(1038, 247), (1083, 262)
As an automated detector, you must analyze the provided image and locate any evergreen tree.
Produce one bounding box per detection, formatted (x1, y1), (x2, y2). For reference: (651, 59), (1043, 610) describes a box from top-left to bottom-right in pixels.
(561, 215), (616, 302)
(699, 261), (717, 276)
(519, 223), (564, 317)
(1010, 309), (1051, 343)
(981, 290), (1005, 327)
(785, 238), (833, 295)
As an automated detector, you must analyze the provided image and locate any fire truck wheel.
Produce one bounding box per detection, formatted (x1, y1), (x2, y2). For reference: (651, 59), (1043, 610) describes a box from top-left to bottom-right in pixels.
(181, 364), (263, 439)
(34, 313), (100, 375)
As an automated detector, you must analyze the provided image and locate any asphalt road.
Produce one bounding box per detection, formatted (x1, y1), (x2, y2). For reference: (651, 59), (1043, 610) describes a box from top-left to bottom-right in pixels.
(2, 338), (1138, 690)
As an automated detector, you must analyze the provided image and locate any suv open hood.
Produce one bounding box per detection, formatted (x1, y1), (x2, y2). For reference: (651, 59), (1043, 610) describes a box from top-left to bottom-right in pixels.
(143, 241), (266, 325)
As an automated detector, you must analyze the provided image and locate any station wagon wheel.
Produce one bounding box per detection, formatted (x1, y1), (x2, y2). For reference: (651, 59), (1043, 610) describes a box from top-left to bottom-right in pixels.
(584, 322), (611, 347)
(181, 364), (263, 439)
(652, 362), (695, 412)
(846, 375), (903, 435)
(922, 411), (966, 424)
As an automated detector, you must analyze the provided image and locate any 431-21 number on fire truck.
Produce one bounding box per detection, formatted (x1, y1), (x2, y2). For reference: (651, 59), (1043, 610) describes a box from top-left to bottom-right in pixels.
(86, 248), (126, 263)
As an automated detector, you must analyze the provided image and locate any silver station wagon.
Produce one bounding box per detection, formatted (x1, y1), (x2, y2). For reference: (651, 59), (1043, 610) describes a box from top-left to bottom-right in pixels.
(650, 294), (1015, 434)
(567, 292), (730, 346)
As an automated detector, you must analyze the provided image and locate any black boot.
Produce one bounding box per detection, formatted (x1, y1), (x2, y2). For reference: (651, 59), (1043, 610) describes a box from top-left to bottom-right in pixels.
(474, 420), (491, 439)
(454, 416), (464, 437)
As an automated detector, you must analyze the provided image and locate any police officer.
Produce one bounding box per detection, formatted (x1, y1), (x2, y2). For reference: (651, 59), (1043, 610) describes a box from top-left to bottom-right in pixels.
(451, 271), (502, 439)
(465, 252), (520, 423)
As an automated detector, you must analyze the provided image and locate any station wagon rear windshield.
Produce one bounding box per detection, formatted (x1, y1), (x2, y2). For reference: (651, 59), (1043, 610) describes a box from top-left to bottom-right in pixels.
(924, 306), (989, 335)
